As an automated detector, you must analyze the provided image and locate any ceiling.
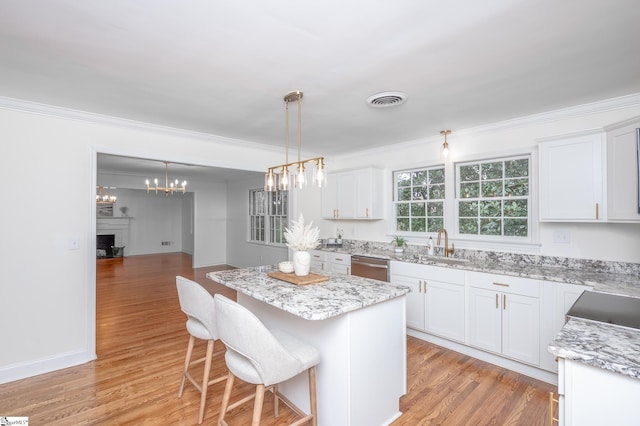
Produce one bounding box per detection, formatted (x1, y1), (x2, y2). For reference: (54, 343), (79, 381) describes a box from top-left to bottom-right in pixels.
(2, 0), (640, 178)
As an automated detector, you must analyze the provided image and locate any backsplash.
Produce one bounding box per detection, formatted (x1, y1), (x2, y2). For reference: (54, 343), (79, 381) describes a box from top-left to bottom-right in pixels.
(320, 239), (640, 276)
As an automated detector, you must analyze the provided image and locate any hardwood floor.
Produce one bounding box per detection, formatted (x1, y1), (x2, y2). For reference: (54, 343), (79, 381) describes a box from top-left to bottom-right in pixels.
(0, 253), (554, 425)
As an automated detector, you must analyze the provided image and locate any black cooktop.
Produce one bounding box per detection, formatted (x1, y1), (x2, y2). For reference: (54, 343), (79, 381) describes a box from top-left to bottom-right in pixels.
(566, 291), (640, 330)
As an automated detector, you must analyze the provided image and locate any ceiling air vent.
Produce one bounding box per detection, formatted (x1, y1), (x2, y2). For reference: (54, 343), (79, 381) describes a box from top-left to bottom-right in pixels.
(366, 92), (407, 108)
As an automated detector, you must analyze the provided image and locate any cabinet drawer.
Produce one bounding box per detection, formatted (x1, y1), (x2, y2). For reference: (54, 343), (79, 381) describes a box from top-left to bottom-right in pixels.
(467, 271), (540, 298)
(310, 250), (327, 262)
(391, 261), (465, 284)
(329, 252), (351, 264)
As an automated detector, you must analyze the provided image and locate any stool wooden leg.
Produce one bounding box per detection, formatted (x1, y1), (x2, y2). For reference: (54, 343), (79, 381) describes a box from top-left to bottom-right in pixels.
(252, 384), (266, 426)
(309, 366), (318, 426)
(197, 340), (214, 424)
(178, 336), (195, 397)
(273, 384), (279, 418)
(218, 372), (235, 426)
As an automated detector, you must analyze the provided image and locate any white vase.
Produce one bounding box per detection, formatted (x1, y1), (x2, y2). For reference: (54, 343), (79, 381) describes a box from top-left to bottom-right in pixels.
(293, 250), (311, 276)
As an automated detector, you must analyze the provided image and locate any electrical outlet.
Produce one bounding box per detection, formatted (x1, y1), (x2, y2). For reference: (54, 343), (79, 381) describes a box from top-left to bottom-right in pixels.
(553, 230), (571, 244)
(161, 241), (171, 246)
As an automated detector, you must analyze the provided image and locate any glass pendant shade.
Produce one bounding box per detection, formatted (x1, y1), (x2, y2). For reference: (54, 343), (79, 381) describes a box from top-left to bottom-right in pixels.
(279, 166), (290, 191)
(313, 158), (326, 188)
(295, 163), (307, 189)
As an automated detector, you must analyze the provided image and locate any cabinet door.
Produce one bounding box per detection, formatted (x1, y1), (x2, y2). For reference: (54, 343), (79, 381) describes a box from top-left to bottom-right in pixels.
(310, 250), (327, 273)
(468, 287), (502, 354)
(607, 123), (640, 222)
(502, 293), (540, 365)
(321, 177), (338, 219)
(354, 168), (384, 219)
(393, 274), (425, 330)
(539, 132), (605, 221)
(425, 280), (465, 342)
(335, 172), (356, 218)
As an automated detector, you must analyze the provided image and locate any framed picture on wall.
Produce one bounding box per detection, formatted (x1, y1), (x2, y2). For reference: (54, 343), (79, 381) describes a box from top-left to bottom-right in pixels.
(97, 204), (114, 217)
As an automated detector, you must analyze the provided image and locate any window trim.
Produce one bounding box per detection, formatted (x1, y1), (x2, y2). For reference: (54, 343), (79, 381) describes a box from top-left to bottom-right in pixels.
(389, 147), (539, 249)
(248, 188), (289, 246)
(452, 149), (538, 245)
(392, 164), (446, 235)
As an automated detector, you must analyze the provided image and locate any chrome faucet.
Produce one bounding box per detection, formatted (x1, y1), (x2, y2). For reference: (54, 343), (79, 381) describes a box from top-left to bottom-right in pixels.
(437, 228), (455, 257)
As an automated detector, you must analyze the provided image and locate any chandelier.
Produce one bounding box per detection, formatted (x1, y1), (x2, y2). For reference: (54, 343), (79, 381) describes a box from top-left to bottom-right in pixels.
(145, 162), (187, 195)
(96, 186), (117, 204)
(265, 91), (326, 191)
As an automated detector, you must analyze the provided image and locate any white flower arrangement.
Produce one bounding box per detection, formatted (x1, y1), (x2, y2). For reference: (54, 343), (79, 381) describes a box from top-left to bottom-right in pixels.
(284, 213), (320, 251)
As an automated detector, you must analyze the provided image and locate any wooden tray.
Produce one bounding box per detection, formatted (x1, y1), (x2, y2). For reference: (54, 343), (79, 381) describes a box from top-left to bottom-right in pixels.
(267, 271), (329, 286)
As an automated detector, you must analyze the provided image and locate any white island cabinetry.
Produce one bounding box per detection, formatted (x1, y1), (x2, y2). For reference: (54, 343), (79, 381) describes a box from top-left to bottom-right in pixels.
(207, 267), (409, 426)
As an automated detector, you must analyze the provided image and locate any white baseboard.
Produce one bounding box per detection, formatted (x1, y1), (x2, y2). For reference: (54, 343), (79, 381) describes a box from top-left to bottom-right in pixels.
(407, 328), (558, 385)
(0, 349), (96, 384)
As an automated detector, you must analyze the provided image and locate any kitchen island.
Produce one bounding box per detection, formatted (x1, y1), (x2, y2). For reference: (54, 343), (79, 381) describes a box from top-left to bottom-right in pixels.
(207, 265), (410, 426)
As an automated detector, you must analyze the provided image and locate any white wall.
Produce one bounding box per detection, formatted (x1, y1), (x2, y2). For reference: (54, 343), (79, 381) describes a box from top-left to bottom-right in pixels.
(226, 174), (289, 267)
(0, 102), (284, 383)
(299, 100), (640, 263)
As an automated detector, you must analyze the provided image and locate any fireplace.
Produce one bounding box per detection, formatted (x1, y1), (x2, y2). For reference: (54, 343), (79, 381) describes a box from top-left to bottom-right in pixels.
(97, 234), (115, 258)
(97, 217), (130, 259)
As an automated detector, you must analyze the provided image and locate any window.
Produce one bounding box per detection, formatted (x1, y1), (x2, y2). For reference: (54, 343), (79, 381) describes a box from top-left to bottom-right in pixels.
(393, 166), (445, 233)
(249, 189), (288, 244)
(456, 156), (530, 238)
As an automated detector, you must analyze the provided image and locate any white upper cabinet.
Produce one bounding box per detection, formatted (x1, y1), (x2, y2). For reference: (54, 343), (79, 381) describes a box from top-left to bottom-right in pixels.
(606, 119), (640, 222)
(321, 167), (384, 219)
(539, 130), (606, 221)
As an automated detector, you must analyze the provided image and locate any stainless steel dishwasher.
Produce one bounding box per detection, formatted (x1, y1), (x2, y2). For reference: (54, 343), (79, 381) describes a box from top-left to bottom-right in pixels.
(350, 255), (390, 282)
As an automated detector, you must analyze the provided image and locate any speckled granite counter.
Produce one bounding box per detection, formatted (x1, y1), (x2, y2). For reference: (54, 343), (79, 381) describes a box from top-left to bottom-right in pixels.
(206, 265), (410, 321)
(549, 317), (640, 380)
(318, 246), (640, 298)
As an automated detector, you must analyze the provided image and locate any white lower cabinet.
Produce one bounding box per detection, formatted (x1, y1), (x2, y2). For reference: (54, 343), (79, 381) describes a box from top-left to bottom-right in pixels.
(467, 272), (541, 366)
(327, 252), (351, 274)
(310, 250), (327, 273)
(310, 250), (351, 274)
(391, 262), (465, 343)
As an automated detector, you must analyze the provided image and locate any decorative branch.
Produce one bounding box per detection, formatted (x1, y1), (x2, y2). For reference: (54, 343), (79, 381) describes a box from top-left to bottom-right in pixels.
(284, 213), (320, 251)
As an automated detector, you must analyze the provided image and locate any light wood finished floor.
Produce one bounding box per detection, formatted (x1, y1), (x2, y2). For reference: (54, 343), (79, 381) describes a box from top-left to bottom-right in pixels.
(0, 253), (554, 425)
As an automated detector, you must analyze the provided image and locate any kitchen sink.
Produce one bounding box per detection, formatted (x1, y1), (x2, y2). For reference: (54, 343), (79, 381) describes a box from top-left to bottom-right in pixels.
(412, 255), (471, 265)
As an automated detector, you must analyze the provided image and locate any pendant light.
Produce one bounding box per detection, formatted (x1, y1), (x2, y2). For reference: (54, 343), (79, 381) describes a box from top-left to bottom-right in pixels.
(441, 130), (451, 158)
(265, 91), (326, 192)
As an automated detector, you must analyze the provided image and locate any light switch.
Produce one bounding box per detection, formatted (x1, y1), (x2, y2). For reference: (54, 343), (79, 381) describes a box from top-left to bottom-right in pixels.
(69, 238), (80, 250)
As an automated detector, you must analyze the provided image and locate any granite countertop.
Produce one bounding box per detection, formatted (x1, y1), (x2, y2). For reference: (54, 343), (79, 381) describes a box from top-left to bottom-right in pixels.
(318, 246), (640, 298)
(206, 265), (410, 321)
(549, 317), (640, 379)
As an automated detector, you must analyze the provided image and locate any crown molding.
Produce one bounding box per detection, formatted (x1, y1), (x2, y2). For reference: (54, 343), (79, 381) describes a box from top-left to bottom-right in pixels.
(0, 95), (284, 154)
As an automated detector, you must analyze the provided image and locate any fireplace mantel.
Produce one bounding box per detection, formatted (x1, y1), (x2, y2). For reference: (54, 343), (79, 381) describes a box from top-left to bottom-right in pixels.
(97, 217), (131, 249)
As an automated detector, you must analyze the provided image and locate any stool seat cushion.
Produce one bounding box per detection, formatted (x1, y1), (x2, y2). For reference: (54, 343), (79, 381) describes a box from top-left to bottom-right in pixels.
(224, 329), (320, 386)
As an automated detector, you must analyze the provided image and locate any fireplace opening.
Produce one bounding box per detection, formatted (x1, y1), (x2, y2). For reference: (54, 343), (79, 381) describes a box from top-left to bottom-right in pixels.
(97, 234), (115, 258)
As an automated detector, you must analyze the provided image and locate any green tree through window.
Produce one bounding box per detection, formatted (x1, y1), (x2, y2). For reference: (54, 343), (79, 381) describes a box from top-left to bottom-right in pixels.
(457, 157), (530, 237)
(394, 166), (445, 233)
